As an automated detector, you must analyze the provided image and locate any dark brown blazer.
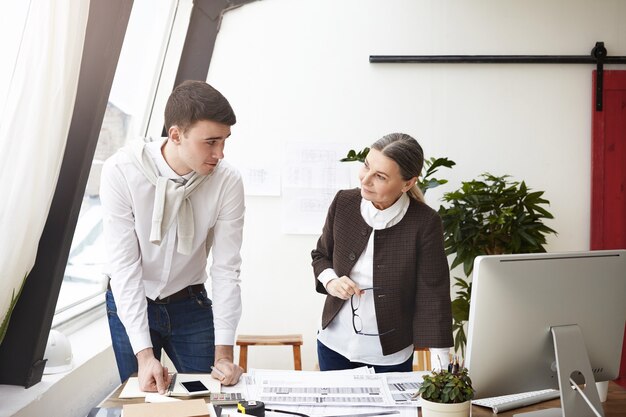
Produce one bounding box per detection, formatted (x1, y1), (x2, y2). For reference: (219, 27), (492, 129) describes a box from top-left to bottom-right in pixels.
(312, 188), (453, 355)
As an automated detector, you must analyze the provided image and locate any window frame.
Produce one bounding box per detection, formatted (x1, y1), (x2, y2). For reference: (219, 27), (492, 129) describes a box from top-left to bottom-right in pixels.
(0, 0), (134, 388)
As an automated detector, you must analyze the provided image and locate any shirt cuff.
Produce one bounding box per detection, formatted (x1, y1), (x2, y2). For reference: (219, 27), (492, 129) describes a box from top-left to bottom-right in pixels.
(130, 333), (153, 355)
(429, 347), (452, 371)
(215, 328), (236, 346)
(317, 268), (339, 289)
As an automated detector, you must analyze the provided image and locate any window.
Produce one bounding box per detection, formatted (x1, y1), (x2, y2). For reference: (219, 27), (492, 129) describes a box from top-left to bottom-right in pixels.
(55, 0), (189, 321)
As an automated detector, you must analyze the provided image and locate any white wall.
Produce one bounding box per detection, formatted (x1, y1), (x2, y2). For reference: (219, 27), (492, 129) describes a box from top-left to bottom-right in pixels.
(205, 0), (626, 370)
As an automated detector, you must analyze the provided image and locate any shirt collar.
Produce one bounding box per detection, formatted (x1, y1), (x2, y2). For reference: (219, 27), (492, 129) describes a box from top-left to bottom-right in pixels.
(146, 138), (194, 183)
(361, 192), (410, 228)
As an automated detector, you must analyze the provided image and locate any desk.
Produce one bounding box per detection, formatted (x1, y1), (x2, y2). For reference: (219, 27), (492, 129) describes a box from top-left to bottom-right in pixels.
(468, 382), (626, 417)
(99, 380), (626, 416)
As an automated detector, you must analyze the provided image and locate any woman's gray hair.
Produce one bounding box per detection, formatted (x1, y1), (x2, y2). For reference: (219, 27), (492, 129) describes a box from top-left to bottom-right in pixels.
(371, 133), (425, 202)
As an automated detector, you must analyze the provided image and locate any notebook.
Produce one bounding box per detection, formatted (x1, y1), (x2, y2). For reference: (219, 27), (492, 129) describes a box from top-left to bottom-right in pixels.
(119, 373), (221, 398)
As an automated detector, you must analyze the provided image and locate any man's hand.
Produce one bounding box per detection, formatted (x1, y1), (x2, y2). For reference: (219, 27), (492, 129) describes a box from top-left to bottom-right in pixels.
(136, 348), (171, 394)
(212, 345), (243, 386)
(326, 276), (362, 300)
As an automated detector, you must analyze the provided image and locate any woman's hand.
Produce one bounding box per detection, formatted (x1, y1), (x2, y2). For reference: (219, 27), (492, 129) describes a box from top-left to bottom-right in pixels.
(325, 276), (362, 300)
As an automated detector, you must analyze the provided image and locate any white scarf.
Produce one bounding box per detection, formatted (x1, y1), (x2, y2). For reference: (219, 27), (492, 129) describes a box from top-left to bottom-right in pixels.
(124, 139), (211, 255)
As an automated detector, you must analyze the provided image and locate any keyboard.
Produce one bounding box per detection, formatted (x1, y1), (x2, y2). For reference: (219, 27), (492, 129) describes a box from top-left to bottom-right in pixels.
(472, 389), (560, 413)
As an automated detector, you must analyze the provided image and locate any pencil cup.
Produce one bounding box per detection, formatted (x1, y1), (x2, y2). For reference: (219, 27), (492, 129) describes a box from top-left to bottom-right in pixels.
(596, 381), (608, 403)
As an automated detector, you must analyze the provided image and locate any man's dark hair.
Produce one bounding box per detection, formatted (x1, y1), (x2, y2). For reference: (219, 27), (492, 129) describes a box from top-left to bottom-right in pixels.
(164, 80), (236, 133)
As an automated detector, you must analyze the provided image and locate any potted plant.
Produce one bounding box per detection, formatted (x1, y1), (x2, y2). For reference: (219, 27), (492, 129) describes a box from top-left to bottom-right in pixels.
(341, 147), (455, 194)
(438, 173), (557, 355)
(417, 365), (474, 417)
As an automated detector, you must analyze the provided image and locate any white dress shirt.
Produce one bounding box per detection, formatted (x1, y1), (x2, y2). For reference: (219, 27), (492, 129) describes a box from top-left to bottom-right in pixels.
(317, 192), (450, 367)
(100, 139), (245, 354)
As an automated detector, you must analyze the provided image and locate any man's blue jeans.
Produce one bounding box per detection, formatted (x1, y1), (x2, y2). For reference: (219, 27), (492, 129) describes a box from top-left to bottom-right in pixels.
(106, 288), (215, 383)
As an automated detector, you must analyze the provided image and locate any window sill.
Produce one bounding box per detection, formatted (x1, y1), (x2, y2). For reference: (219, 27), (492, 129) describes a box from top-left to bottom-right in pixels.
(0, 311), (119, 417)
(52, 290), (107, 334)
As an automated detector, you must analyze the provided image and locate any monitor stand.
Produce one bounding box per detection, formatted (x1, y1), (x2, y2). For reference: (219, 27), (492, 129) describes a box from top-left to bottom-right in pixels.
(514, 325), (604, 417)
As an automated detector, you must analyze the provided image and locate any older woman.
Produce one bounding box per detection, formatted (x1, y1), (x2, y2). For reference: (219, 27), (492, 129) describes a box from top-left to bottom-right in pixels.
(312, 133), (453, 372)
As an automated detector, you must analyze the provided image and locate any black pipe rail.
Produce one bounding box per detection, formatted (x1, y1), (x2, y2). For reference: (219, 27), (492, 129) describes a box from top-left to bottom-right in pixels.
(369, 42), (626, 111)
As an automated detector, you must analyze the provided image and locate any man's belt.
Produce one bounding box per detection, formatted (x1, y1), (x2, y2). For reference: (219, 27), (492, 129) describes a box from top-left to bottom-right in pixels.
(149, 284), (205, 304)
(107, 280), (205, 305)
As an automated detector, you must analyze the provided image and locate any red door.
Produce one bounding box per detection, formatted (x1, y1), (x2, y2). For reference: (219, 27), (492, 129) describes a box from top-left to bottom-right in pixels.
(591, 70), (626, 388)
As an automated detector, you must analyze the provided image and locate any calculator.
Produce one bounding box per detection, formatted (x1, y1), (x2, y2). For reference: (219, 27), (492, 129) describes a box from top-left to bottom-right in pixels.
(209, 392), (245, 405)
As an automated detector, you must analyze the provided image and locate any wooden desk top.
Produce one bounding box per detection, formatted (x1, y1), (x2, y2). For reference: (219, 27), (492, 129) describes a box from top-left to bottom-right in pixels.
(100, 379), (626, 416)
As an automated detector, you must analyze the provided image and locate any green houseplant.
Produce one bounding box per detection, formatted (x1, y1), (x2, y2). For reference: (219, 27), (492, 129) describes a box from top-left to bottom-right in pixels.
(438, 173), (557, 355)
(417, 366), (474, 417)
(418, 367), (474, 403)
(341, 147), (455, 194)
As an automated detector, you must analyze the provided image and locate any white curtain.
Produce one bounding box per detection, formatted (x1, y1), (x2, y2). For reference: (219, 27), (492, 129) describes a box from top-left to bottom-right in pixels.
(0, 0), (90, 344)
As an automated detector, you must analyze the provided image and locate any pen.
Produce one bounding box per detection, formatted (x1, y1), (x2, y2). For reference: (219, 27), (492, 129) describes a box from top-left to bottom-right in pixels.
(451, 355), (460, 374)
(211, 365), (226, 380)
(166, 372), (177, 395)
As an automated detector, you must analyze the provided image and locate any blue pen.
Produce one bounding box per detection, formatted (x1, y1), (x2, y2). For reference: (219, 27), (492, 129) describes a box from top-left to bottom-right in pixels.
(451, 355), (460, 374)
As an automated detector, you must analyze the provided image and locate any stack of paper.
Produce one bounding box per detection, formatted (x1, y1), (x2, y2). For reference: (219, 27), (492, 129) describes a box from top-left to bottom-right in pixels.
(220, 368), (428, 417)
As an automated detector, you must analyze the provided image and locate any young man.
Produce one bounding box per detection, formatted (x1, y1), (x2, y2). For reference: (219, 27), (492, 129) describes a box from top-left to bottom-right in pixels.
(100, 80), (244, 392)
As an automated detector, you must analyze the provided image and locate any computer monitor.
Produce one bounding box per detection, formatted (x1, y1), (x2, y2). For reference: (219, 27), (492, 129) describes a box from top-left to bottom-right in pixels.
(465, 250), (626, 417)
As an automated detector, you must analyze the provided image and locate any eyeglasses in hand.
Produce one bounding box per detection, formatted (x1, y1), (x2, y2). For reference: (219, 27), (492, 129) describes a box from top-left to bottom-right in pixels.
(350, 287), (395, 337)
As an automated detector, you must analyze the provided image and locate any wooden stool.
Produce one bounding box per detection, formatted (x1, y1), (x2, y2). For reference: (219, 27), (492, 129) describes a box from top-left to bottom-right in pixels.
(236, 334), (303, 372)
(413, 348), (432, 371)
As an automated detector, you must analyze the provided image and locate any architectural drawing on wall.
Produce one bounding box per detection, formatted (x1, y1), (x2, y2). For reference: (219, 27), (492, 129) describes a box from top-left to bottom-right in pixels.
(241, 166), (281, 196)
(281, 142), (351, 234)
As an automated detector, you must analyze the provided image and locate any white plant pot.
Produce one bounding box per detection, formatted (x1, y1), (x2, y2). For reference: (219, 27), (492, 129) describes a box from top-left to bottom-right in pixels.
(421, 398), (471, 417)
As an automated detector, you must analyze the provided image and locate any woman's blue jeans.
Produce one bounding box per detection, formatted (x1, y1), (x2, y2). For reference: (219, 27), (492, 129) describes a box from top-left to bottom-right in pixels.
(106, 289), (215, 383)
(317, 340), (414, 373)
